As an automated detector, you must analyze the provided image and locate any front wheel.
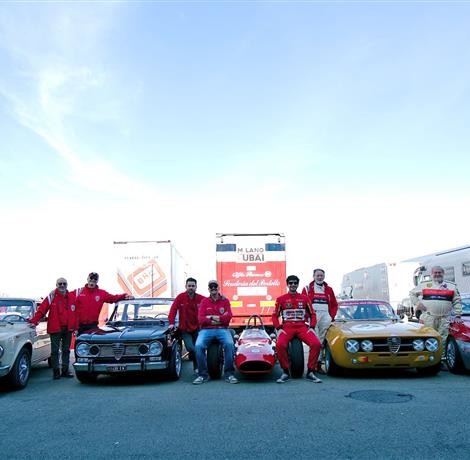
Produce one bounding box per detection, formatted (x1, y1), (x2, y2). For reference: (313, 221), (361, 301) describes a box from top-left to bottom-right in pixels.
(324, 344), (342, 376)
(446, 338), (465, 374)
(8, 347), (31, 390)
(167, 343), (182, 380)
(288, 337), (304, 378)
(207, 342), (223, 380)
(75, 371), (98, 384)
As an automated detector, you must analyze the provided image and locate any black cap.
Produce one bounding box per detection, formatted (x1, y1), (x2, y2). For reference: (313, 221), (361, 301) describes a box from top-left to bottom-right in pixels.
(88, 272), (99, 281)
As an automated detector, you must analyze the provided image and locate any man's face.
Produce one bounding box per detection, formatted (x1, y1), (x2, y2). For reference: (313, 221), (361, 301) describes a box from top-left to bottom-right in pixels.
(208, 283), (219, 296)
(186, 281), (197, 296)
(56, 278), (68, 294)
(287, 279), (299, 293)
(431, 268), (444, 284)
(314, 271), (325, 284)
(87, 277), (98, 288)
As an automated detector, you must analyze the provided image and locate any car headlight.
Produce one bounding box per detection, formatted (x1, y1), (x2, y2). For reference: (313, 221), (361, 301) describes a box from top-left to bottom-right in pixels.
(149, 341), (163, 356)
(76, 342), (91, 357)
(138, 344), (149, 355)
(361, 340), (373, 352)
(0, 344), (4, 359)
(425, 338), (439, 352)
(345, 339), (360, 353)
(412, 339), (424, 351)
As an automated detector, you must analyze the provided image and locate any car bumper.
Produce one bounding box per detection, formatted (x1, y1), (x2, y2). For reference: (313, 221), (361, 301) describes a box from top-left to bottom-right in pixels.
(0, 365), (11, 377)
(73, 361), (169, 373)
(334, 352), (440, 369)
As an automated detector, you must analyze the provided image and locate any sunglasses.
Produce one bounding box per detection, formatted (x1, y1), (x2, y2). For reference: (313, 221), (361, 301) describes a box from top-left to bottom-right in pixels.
(288, 282), (299, 285)
(57, 282), (67, 286)
(209, 284), (219, 289)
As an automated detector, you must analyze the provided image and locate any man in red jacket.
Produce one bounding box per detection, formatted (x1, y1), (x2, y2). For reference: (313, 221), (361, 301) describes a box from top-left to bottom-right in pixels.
(169, 277), (205, 372)
(273, 275), (322, 383)
(75, 272), (133, 334)
(30, 277), (76, 379)
(302, 268), (338, 373)
(193, 280), (238, 385)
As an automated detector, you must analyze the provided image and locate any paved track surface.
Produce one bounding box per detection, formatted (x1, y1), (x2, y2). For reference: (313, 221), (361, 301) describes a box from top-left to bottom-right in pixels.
(1, 359), (469, 460)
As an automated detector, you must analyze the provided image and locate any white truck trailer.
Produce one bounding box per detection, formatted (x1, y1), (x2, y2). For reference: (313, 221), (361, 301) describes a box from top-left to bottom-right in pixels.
(340, 261), (420, 312)
(113, 240), (187, 298)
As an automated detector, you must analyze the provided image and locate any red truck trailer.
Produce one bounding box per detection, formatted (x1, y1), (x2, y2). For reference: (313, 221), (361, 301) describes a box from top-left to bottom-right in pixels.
(216, 233), (286, 330)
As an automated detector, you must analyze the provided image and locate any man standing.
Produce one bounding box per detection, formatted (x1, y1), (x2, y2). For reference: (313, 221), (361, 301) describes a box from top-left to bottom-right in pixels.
(29, 278), (76, 379)
(273, 275), (322, 383)
(169, 277), (205, 373)
(302, 268), (338, 373)
(193, 280), (238, 384)
(410, 265), (462, 347)
(75, 272), (133, 334)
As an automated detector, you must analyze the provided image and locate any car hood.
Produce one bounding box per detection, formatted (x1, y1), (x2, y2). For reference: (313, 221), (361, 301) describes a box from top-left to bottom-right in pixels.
(332, 320), (438, 337)
(78, 325), (168, 342)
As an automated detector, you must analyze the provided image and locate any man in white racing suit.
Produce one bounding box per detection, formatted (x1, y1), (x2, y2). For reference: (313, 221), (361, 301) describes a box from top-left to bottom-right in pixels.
(410, 265), (462, 347)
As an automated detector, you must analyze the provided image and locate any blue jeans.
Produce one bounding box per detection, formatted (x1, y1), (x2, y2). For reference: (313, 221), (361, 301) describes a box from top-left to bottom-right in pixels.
(195, 328), (235, 378)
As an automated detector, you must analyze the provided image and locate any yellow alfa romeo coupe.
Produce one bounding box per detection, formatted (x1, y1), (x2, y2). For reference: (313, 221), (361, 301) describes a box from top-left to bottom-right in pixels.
(324, 300), (442, 376)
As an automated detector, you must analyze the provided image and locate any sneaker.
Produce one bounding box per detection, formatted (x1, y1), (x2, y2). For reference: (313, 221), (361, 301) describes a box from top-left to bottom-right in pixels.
(276, 373), (290, 383)
(192, 376), (207, 385)
(225, 375), (239, 384)
(305, 371), (322, 383)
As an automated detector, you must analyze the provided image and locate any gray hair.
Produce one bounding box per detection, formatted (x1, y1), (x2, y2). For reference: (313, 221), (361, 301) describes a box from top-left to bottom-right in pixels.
(431, 266), (444, 274)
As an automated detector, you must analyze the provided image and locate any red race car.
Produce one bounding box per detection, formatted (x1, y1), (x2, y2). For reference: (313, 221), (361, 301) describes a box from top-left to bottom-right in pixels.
(234, 315), (276, 375)
(446, 293), (470, 373)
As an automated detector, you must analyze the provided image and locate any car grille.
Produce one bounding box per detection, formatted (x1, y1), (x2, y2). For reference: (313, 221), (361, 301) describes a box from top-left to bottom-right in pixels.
(91, 343), (147, 360)
(367, 338), (424, 353)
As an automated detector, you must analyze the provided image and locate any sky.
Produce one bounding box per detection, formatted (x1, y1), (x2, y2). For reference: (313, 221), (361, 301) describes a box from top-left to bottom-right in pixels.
(1, 0), (470, 297)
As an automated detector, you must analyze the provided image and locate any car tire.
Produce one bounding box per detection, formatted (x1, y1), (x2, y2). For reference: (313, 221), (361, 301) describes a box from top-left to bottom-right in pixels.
(75, 371), (98, 384)
(288, 337), (304, 378)
(167, 343), (182, 381)
(416, 362), (441, 377)
(446, 337), (465, 374)
(7, 347), (31, 390)
(207, 342), (223, 380)
(324, 344), (342, 376)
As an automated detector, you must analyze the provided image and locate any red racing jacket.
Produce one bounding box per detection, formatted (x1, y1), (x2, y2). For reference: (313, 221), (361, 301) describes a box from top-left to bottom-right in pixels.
(30, 289), (76, 334)
(74, 285), (127, 326)
(302, 281), (338, 320)
(198, 295), (232, 329)
(272, 292), (316, 329)
(169, 292), (206, 332)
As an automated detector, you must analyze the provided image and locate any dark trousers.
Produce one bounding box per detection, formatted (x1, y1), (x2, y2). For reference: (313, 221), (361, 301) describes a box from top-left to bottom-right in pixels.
(50, 328), (72, 371)
(182, 331), (198, 369)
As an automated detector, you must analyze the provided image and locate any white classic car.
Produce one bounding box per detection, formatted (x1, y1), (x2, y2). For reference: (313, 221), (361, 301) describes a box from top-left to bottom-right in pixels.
(0, 298), (51, 390)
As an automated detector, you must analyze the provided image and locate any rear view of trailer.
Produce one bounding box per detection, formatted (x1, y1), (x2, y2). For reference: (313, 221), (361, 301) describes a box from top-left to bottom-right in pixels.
(216, 233), (286, 329)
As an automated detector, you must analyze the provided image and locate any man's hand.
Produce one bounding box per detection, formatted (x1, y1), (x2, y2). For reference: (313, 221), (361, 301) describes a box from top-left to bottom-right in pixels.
(168, 323), (175, 331)
(124, 294), (134, 300)
(454, 316), (463, 324)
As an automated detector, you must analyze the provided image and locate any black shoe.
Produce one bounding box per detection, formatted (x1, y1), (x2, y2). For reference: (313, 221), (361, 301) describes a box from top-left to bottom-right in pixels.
(53, 369), (61, 380)
(61, 369), (74, 378)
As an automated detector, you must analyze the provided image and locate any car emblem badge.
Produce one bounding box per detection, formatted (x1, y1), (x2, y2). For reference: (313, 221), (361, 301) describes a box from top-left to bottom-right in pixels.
(387, 336), (401, 354)
(113, 343), (125, 361)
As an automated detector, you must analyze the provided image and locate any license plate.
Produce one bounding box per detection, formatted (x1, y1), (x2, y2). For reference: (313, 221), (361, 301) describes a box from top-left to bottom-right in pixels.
(107, 365), (127, 372)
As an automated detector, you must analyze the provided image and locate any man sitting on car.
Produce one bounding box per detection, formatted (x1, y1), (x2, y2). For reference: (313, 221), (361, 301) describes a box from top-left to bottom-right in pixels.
(192, 280), (238, 385)
(273, 275), (322, 383)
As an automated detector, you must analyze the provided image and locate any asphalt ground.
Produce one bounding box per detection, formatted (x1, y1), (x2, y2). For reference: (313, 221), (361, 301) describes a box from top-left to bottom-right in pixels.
(1, 358), (470, 460)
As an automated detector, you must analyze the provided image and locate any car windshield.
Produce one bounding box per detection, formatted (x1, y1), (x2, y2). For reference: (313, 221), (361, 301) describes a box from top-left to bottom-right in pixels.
(110, 299), (173, 322)
(461, 296), (470, 315)
(0, 300), (34, 321)
(337, 302), (396, 321)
